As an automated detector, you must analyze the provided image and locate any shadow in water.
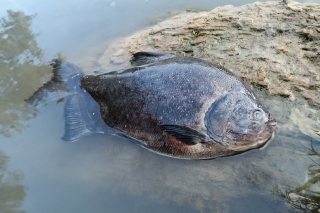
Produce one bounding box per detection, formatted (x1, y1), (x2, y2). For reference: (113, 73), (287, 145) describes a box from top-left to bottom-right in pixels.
(0, 10), (55, 137)
(273, 140), (320, 213)
(0, 148), (26, 213)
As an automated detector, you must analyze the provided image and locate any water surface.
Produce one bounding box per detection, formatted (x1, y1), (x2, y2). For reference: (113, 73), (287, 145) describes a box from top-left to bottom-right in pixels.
(1, 0), (320, 212)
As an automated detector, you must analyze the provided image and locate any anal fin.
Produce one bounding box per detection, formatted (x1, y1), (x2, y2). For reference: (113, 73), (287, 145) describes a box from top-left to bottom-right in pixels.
(117, 133), (148, 147)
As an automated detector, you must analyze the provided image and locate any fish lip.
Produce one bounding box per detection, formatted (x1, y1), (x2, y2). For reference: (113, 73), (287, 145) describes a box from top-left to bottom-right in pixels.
(268, 120), (277, 127)
(267, 120), (277, 134)
(268, 113), (277, 125)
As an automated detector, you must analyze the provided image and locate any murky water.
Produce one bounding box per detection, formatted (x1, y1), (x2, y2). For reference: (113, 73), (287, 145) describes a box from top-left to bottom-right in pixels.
(1, 0), (320, 212)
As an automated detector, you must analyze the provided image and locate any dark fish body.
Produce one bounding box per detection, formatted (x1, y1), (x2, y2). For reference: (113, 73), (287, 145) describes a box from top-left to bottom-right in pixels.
(28, 52), (276, 159)
(80, 53), (276, 159)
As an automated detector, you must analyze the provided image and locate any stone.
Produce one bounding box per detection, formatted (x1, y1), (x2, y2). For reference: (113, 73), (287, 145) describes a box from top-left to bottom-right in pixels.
(98, 0), (320, 107)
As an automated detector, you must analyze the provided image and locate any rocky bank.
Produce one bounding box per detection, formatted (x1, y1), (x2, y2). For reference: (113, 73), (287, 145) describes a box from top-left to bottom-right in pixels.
(99, 0), (320, 107)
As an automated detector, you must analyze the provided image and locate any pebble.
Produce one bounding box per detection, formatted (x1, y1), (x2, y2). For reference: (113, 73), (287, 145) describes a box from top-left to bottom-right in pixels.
(280, 166), (286, 171)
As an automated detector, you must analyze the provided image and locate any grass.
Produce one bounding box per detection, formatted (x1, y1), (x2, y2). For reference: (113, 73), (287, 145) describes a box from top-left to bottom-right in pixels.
(272, 141), (320, 213)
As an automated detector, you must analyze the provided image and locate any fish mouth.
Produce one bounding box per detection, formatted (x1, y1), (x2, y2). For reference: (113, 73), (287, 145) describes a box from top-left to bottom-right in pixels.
(267, 114), (277, 128)
(268, 120), (277, 129)
(257, 131), (275, 150)
(227, 133), (273, 152)
(248, 130), (275, 150)
(266, 119), (277, 136)
(228, 139), (266, 151)
(227, 121), (276, 152)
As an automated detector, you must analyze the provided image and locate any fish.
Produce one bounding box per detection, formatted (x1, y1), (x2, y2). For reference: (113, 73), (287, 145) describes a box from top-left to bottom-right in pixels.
(28, 52), (276, 159)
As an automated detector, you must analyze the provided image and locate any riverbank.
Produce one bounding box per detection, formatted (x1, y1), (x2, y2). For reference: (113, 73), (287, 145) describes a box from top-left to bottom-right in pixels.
(99, 0), (320, 107)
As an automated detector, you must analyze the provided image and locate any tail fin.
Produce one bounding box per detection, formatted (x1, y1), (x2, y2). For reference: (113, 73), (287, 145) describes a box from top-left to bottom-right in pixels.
(26, 59), (83, 106)
(27, 59), (111, 142)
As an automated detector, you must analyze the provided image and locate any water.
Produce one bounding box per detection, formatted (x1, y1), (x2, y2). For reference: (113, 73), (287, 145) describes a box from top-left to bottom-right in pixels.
(1, 0), (320, 212)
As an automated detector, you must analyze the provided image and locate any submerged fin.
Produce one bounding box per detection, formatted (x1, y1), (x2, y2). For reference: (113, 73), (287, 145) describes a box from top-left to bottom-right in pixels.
(62, 94), (91, 141)
(161, 125), (208, 145)
(130, 51), (174, 66)
(62, 91), (109, 142)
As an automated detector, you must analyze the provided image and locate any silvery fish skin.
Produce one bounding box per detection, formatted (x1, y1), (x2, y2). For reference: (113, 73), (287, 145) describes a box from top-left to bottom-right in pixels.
(80, 52), (276, 159)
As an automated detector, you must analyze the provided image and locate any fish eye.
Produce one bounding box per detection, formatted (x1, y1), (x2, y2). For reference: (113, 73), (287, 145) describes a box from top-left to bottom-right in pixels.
(250, 109), (263, 121)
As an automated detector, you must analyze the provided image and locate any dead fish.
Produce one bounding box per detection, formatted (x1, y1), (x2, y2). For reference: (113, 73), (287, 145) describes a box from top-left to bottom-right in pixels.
(28, 52), (276, 159)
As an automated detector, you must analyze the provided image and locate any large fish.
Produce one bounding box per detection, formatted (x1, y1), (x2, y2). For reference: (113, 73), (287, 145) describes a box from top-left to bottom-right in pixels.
(28, 52), (276, 159)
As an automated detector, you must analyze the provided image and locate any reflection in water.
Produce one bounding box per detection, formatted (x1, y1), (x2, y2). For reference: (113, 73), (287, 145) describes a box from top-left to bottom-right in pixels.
(0, 148), (26, 213)
(0, 10), (52, 137)
(273, 143), (320, 212)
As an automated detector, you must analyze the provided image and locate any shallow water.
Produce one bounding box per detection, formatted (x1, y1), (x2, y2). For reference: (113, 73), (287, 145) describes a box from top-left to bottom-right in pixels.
(1, 0), (320, 212)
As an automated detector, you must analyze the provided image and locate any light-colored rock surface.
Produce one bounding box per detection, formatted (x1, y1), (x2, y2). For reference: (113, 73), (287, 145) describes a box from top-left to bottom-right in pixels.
(99, 0), (320, 107)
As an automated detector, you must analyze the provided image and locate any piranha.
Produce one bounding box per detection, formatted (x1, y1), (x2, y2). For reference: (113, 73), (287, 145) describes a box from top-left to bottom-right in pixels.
(28, 52), (276, 159)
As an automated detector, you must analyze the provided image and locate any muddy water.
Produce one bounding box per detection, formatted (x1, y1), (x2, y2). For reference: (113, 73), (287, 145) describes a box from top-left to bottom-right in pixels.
(1, 0), (319, 213)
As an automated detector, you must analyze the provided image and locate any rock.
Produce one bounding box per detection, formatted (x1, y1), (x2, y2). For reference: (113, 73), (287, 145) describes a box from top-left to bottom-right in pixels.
(98, 0), (320, 107)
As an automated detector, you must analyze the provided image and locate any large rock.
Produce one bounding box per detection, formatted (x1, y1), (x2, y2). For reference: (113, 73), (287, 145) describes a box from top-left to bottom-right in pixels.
(99, 0), (320, 107)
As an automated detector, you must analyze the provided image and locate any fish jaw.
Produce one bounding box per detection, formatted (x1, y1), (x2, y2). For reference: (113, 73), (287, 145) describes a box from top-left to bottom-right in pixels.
(226, 119), (277, 152)
(226, 133), (272, 152)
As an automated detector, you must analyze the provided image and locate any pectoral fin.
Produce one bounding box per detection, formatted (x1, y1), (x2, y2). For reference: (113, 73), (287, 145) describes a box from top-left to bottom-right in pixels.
(161, 125), (208, 145)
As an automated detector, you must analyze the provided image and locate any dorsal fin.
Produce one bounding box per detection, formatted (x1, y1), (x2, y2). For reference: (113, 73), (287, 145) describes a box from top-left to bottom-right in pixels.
(130, 51), (174, 66)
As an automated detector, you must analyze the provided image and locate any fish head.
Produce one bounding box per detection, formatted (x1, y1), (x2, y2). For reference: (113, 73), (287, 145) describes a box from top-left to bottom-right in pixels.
(205, 92), (276, 152)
